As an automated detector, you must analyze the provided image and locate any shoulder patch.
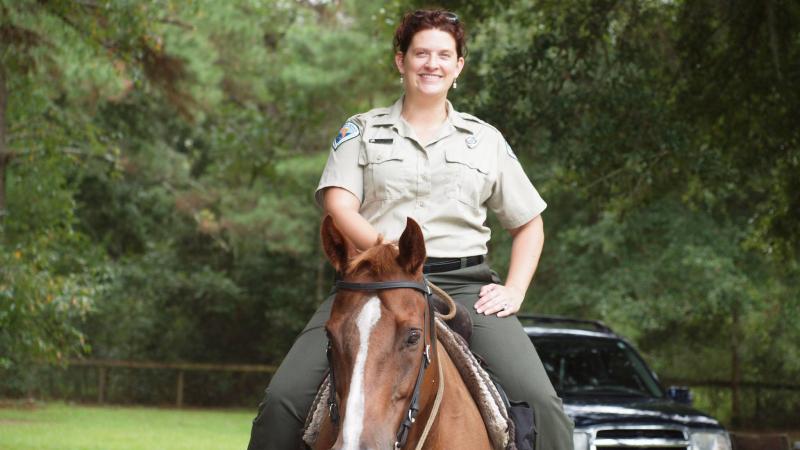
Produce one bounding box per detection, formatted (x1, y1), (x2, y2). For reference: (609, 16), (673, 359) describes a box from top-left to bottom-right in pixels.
(332, 121), (360, 150)
(505, 141), (518, 160)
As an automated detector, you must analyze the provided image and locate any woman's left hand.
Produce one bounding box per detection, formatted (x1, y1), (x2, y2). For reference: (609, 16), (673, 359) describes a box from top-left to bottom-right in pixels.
(474, 283), (524, 318)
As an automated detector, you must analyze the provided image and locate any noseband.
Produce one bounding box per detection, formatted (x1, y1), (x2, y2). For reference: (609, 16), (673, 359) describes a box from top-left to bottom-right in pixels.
(328, 278), (438, 449)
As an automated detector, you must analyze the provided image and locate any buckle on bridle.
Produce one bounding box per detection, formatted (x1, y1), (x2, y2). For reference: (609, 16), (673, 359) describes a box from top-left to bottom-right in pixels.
(424, 344), (431, 367)
(328, 398), (339, 423)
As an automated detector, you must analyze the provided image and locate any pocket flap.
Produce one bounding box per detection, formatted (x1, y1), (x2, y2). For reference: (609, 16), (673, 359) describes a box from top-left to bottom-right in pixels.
(362, 145), (404, 165)
(445, 147), (489, 174)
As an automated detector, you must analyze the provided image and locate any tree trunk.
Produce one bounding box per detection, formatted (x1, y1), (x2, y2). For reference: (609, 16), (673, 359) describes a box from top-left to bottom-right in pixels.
(0, 62), (8, 222)
(731, 305), (743, 427)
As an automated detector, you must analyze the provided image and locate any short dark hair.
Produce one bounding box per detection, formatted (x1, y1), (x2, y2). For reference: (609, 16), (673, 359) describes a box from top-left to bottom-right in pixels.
(393, 9), (467, 58)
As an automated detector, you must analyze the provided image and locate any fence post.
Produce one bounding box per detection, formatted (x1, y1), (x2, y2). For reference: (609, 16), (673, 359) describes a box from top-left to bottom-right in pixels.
(176, 370), (184, 408)
(97, 367), (107, 404)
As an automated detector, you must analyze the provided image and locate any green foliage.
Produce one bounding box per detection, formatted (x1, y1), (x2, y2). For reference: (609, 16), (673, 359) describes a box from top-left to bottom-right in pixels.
(461, 0), (800, 424)
(1, 0), (400, 383)
(1, 0), (798, 426)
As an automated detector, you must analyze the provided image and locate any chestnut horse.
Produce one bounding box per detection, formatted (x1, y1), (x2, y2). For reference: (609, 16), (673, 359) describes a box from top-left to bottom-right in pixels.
(314, 216), (491, 450)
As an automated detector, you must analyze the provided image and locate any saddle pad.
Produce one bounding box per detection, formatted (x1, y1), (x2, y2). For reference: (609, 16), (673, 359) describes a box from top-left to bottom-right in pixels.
(302, 373), (331, 447)
(302, 317), (515, 450)
(435, 318), (514, 450)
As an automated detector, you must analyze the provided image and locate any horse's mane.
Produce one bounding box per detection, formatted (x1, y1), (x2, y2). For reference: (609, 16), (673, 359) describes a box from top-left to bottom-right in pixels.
(344, 236), (402, 278)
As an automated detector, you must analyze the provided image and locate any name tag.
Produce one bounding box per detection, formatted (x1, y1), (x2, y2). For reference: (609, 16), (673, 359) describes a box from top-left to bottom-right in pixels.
(369, 138), (394, 144)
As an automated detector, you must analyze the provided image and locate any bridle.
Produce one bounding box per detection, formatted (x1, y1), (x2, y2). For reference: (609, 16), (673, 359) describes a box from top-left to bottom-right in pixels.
(327, 278), (438, 449)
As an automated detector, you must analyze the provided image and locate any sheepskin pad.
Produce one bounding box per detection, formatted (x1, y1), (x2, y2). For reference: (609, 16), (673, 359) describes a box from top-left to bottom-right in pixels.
(302, 317), (515, 449)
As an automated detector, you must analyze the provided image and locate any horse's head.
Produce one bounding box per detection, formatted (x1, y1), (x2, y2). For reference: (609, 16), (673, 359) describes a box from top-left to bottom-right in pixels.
(321, 215), (431, 450)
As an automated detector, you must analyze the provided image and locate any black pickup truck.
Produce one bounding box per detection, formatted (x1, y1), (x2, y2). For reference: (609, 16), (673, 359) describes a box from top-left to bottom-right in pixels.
(521, 315), (732, 450)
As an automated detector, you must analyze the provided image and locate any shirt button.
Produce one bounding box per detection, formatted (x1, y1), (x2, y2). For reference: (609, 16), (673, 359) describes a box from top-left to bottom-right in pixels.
(376, 155), (383, 161)
(418, 201), (424, 207)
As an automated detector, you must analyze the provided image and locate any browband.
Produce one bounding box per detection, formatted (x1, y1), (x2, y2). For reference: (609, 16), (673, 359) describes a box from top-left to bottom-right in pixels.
(335, 280), (431, 296)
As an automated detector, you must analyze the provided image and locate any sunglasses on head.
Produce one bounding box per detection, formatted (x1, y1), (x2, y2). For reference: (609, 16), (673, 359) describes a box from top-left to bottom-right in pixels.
(412, 10), (459, 24)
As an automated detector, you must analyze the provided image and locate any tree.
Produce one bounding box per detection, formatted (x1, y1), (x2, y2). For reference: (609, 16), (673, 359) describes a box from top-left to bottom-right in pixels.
(0, 0), (192, 368)
(457, 0), (800, 424)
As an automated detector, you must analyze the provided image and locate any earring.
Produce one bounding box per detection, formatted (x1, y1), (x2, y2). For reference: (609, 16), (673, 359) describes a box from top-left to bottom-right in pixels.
(400, 75), (404, 84)
(453, 78), (458, 89)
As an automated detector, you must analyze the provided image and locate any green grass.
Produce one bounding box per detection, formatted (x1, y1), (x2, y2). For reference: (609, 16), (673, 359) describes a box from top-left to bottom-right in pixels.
(0, 401), (254, 450)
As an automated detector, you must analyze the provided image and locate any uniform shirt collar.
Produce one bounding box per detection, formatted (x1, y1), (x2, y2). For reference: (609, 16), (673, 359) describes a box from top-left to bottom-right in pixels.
(374, 96), (475, 134)
(446, 100), (475, 134)
(372, 97), (404, 126)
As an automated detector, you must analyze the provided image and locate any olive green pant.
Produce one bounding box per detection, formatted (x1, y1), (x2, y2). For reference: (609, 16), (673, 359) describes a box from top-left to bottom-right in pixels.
(247, 263), (574, 450)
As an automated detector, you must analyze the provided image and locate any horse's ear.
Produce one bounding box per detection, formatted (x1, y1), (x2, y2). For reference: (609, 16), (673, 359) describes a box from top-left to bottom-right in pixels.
(397, 217), (426, 275)
(321, 215), (353, 272)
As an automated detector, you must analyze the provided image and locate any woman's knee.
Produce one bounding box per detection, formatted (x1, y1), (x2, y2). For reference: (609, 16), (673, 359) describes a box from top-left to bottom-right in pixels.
(269, 365), (322, 407)
(266, 369), (303, 400)
(254, 378), (315, 428)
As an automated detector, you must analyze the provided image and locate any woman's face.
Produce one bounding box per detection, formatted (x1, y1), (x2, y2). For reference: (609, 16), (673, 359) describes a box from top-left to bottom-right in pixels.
(395, 28), (464, 100)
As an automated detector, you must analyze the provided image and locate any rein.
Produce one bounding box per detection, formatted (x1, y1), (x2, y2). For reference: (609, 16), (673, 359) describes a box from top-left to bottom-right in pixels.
(328, 278), (438, 449)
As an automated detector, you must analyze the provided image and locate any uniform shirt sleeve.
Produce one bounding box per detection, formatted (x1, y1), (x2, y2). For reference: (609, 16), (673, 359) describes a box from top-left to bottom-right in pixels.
(486, 133), (547, 229)
(314, 117), (365, 209)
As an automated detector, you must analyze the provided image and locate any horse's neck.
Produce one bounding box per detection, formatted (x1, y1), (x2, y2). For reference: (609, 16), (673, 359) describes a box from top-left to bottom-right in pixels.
(410, 343), (491, 450)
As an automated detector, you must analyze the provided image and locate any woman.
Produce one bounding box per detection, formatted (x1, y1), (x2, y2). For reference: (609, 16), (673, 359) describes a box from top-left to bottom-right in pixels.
(248, 9), (573, 450)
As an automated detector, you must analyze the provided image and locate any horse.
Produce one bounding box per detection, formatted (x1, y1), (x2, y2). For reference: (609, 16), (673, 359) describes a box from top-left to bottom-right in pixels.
(313, 215), (492, 450)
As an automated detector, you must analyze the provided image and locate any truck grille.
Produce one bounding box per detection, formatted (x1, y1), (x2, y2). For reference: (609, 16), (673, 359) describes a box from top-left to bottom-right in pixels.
(596, 448), (687, 450)
(593, 426), (689, 450)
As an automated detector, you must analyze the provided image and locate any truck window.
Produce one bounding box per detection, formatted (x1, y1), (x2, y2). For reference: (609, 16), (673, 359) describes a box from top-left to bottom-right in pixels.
(532, 336), (664, 398)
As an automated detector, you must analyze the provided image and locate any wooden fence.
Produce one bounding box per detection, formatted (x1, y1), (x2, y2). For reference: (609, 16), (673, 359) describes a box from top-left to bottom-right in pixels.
(663, 378), (800, 391)
(61, 359), (800, 411)
(66, 359), (277, 408)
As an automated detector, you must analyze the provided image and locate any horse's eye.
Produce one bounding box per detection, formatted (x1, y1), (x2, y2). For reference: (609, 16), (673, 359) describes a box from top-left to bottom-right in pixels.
(406, 330), (421, 346)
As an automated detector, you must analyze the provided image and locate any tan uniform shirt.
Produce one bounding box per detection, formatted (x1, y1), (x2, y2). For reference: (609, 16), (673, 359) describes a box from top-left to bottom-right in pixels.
(315, 97), (547, 258)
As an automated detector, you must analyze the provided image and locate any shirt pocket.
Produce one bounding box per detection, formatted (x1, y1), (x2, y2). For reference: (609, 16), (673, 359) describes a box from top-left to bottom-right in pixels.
(444, 147), (491, 209)
(359, 143), (407, 204)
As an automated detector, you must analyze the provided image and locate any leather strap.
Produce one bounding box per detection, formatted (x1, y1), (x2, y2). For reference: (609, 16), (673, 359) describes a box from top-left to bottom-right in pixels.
(336, 280), (431, 296)
(414, 343), (445, 450)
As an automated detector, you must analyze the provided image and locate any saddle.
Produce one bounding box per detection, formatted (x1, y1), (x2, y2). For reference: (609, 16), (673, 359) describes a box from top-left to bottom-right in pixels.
(431, 292), (473, 343)
(302, 316), (519, 450)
